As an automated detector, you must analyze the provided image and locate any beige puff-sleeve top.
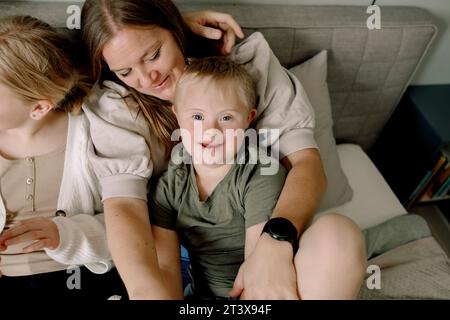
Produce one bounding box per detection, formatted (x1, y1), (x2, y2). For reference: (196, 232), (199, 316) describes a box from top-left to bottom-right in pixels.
(83, 82), (168, 201)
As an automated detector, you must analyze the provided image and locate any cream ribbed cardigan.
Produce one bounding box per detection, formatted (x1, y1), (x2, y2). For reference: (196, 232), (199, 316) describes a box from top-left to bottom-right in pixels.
(1, 112), (112, 274)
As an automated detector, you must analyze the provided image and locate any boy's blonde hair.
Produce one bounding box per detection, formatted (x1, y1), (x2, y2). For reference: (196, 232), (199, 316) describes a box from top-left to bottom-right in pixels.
(174, 56), (257, 111)
(0, 15), (90, 113)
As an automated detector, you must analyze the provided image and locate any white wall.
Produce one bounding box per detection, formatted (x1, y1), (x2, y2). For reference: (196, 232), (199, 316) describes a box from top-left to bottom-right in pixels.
(22, 0), (450, 84)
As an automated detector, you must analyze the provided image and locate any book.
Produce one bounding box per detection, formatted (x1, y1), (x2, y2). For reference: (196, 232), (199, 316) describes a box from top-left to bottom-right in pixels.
(419, 165), (450, 201)
(435, 176), (450, 197)
(406, 152), (448, 208)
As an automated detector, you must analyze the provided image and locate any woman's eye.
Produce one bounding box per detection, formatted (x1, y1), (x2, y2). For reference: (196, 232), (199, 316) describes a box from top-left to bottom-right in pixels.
(145, 48), (161, 63)
(119, 70), (130, 77)
(193, 114), (203, 120)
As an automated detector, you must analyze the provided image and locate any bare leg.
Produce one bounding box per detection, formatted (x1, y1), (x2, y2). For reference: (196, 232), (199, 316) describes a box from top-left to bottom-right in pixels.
(294, 213), (367, 299)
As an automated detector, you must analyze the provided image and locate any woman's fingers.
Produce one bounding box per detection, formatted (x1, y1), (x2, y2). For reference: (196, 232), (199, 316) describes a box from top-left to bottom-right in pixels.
(190, 23), (222, 40)
(204, 11), (244, 39)
(229, 264), (244, 298)
(184, 10), (244, 54)
(219, 22), (236, 54)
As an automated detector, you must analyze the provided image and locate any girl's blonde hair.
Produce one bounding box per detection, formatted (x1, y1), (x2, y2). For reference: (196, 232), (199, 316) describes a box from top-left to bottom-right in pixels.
(0, 15), (90, 113)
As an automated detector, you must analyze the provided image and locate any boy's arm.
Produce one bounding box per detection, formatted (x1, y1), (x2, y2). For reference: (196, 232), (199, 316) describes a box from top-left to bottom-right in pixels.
(227, 223), (265, 299)
(244, 222), (266, 259)
(231, 148), (326, 300)
(229, 158), (290, 299)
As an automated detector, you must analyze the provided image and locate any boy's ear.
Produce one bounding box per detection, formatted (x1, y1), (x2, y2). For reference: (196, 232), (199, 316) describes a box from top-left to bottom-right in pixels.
(29, 99), (54, 120)
(247, 108), (257, 124)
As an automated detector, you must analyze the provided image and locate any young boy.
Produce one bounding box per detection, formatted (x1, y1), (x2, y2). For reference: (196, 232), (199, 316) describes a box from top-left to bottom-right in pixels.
(149, 57), (287, 299)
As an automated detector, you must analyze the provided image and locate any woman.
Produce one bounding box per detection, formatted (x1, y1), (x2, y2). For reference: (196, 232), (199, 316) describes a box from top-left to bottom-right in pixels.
(81, 0), (367, 299)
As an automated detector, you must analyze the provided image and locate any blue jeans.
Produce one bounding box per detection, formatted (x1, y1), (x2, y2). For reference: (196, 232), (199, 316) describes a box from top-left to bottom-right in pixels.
(180, 245), (191, 290)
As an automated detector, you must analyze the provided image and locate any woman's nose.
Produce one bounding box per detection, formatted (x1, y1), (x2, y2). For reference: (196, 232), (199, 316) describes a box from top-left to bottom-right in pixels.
(138, 69), (159, 88)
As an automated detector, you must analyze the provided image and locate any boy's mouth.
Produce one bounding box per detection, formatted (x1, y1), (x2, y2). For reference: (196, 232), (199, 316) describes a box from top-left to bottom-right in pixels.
(201, 142), (223, 149)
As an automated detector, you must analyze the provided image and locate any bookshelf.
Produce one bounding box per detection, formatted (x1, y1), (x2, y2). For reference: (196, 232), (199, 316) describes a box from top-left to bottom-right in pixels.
(415, 145), (450, 205)
(369, 85), (450, 210)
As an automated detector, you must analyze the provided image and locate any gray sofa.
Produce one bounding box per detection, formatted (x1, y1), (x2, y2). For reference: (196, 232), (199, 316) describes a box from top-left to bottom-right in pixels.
(2, 1), (449, 299)
(0, 2), (437, 151)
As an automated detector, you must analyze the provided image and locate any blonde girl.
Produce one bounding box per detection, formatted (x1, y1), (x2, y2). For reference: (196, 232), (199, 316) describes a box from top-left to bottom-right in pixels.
(0, 15), (126, 299)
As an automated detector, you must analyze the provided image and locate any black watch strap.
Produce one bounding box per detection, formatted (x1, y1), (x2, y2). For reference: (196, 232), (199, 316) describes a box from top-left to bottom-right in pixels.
(261, 218), (299, 254)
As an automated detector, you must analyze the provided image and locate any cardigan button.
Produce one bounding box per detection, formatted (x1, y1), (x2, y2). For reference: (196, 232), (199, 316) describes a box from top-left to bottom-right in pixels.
(55, 210), (66, 217)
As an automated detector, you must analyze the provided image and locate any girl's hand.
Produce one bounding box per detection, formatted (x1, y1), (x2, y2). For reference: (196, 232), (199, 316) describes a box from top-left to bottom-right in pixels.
(183, 10), (245, 54)
(0, 217), (60, 253)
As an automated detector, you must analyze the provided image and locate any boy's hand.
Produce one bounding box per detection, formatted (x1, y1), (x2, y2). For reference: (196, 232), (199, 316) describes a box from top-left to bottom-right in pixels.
(183, 10), (244, 54)
(0, 217), (60, 253)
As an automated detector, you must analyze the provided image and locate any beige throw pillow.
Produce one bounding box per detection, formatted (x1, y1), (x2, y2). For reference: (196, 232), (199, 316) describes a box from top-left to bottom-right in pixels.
(289, 51), (353, 211)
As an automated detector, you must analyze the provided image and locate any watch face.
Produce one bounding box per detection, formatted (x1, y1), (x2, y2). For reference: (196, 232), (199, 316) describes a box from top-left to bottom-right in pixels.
(263, 218), (299, 254)
(268, 218), (296, 240)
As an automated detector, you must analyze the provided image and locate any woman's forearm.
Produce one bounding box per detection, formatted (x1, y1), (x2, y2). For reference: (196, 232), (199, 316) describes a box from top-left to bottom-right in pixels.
(152, 226), (184, 300)
(275, 148), (327, 235)
(103, 197), (173, 299)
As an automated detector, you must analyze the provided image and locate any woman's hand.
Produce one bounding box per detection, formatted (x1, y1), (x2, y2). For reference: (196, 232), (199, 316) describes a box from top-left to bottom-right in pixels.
(229, 234), (299, 300)
(0, 217), (60, 253)
(183, 10), (244, 54)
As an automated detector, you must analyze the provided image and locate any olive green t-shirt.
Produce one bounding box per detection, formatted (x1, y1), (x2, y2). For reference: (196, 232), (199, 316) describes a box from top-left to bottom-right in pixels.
(149, 146), (287, 298)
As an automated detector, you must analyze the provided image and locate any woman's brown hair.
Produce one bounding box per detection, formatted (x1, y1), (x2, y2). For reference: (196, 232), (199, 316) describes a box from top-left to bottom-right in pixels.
(81, 0), (219, 156)
(0, 15), (89, 113)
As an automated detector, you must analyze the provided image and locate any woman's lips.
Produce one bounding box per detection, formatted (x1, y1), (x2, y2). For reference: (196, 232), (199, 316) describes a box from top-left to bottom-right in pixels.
(152, 75), (169, 90)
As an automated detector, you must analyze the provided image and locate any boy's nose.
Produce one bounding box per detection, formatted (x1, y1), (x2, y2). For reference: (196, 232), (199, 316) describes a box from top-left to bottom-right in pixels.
(203, 128), (222, 142)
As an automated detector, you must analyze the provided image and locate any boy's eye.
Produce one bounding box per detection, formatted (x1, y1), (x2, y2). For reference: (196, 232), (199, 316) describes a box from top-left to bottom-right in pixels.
(221, 115), (232, 121)
(193, 114), (203, 120)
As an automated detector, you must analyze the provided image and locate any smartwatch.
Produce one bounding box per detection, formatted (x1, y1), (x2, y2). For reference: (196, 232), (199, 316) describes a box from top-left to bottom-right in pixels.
(261, 217), (299, 254)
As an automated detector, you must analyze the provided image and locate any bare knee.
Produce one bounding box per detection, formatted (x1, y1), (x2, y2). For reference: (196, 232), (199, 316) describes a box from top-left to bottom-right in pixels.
(297, 213), (367, 266)
(294, 214), (367, 299)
